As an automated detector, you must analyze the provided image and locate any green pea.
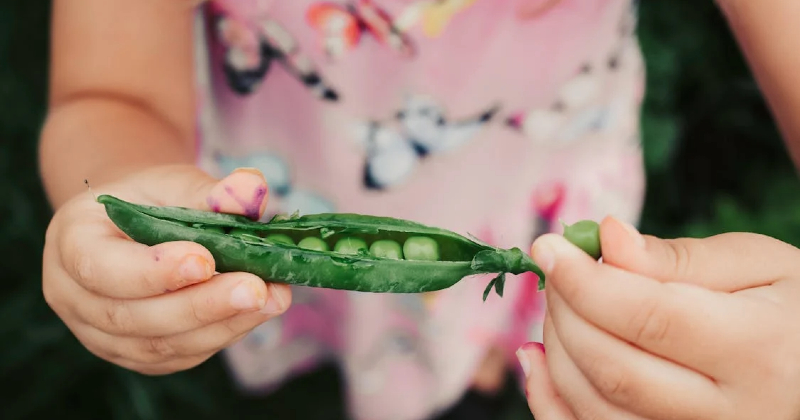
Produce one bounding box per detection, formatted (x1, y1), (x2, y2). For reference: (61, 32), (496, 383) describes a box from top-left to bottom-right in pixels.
(334, 237), (368, 255)
(403, 236), (440, 261)
(97, 194), (548, 302)
(369, 239), (403, 260)
(298, 236), (330, 252)
(561, 220), (602, 259)
(265, 234), (295, 246)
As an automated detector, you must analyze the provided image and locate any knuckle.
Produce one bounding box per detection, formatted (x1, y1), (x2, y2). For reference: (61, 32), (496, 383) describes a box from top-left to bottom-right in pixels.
(72, 251), (97, 288)
(587, 357), (636, 404)
(144, 336), (178, 360)
(190, 295), (209, 325)
(664, 239), (694, 280)
(220, 316), (243, 336)
(188, 290), (218, 326)
(138, 269), (163, 294)
(102, 299), (135, 334)
(627, 297), (672, 345)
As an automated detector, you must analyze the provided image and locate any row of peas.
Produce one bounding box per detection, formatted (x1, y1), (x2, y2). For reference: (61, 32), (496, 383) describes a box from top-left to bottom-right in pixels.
(193, 223), (442, 261)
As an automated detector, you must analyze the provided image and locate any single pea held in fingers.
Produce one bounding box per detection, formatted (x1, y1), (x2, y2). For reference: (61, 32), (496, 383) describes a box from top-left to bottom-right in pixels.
(97, 194), (557, 300)
(298, 236), (330, 252)
(369, 239), (403, 259)
(334, 237), (368, 255)
(403, 236), (440, 261)
(561, 219), (602, 260)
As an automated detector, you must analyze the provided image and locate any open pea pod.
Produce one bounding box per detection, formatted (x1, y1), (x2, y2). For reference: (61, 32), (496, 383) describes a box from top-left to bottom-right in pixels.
(97, 194), (550, 299)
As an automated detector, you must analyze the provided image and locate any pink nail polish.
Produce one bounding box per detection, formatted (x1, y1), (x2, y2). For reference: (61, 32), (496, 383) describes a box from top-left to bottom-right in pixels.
(516, 348), (531, 377)
(522, 341), (545, 355)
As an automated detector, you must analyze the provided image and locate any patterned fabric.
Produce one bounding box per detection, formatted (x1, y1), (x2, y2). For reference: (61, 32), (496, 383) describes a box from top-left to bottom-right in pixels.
(192, 1), (646, 419)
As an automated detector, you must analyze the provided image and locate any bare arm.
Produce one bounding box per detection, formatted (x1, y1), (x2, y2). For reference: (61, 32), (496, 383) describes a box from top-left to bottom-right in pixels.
(718, 0), (800, 170)
(40, 0), (198, 208)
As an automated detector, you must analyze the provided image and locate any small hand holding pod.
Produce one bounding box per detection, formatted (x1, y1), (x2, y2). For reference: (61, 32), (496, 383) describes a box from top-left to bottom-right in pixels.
(97, 195), (601, 300)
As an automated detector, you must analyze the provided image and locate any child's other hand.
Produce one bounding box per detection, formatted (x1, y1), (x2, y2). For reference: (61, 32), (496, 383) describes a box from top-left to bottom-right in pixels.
(42, 165), (291, 375)
(518, 217), (800, 420)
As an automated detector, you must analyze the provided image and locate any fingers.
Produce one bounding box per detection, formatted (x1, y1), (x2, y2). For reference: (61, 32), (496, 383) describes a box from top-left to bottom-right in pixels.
(517, 341), (577, 420)
(599, 216), (799, 291)
(70, 271), (291, 337)
(75, 308), (277, 373)
(531, 232), (759, 376)
(61, 165), (272, 299)
(144, 165), (269, 219)
(545, 285), (731, 419)
(204, 167), (269, 220)
(61, 221), (216, 298)
(541, 316), (648, 420)
(121, 165), (269, 218)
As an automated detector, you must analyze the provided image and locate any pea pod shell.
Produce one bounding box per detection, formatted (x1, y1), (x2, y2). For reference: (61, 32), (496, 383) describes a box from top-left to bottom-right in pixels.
(97, 195), (546, 294)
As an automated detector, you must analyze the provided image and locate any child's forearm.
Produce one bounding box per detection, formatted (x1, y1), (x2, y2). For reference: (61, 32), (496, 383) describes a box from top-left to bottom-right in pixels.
(39, 95), (197, 209)
(718, 0), (800, 170)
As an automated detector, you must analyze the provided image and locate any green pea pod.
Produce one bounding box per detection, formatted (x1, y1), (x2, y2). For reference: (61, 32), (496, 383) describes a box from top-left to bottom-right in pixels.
(97, 195), (611, 299)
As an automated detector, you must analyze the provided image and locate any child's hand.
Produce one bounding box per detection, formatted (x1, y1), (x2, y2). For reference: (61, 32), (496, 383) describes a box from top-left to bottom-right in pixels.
(42, 165), (291, 375)
(518, 217), (800, 420)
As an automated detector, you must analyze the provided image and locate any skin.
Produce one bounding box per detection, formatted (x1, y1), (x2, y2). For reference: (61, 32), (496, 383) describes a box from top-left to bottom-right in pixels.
(521, 216), (800, 420)
(40, 0), (291, 375)
(516, 1), (800, 418)
(42, 0), (800, 411)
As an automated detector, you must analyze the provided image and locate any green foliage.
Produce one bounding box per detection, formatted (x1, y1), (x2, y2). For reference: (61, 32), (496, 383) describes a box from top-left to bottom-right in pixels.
(1, 0), (799, 419)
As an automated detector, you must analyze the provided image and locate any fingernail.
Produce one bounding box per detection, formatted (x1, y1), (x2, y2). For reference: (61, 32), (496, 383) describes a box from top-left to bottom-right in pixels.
(179, 255), (213, 282)
(260, 284), (287, 314)
(531, 241), (555, 274)
(516, 347), (532, 377)
(232, 167), (265, 177)
(616, 218), (646, 248)
(230, 281), (267, 310)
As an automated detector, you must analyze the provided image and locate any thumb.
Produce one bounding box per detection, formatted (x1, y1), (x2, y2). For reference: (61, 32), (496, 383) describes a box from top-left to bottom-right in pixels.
(132, 164), (269, 220)
(599, 215), (800, 292)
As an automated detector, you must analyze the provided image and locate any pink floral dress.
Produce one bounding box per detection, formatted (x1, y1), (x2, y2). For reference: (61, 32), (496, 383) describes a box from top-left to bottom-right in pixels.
(192, 0), (646, 419)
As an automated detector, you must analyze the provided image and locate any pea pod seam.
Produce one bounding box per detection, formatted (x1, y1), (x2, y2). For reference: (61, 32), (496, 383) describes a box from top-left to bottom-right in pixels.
(97, 195), (601, 299)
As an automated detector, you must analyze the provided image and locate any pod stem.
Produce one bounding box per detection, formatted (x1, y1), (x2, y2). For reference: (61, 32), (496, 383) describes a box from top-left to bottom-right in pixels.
(478, 248), (547, 301)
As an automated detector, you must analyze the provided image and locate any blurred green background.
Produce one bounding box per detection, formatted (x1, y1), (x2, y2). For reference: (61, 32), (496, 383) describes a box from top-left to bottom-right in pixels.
(3, 1), (800, 419)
